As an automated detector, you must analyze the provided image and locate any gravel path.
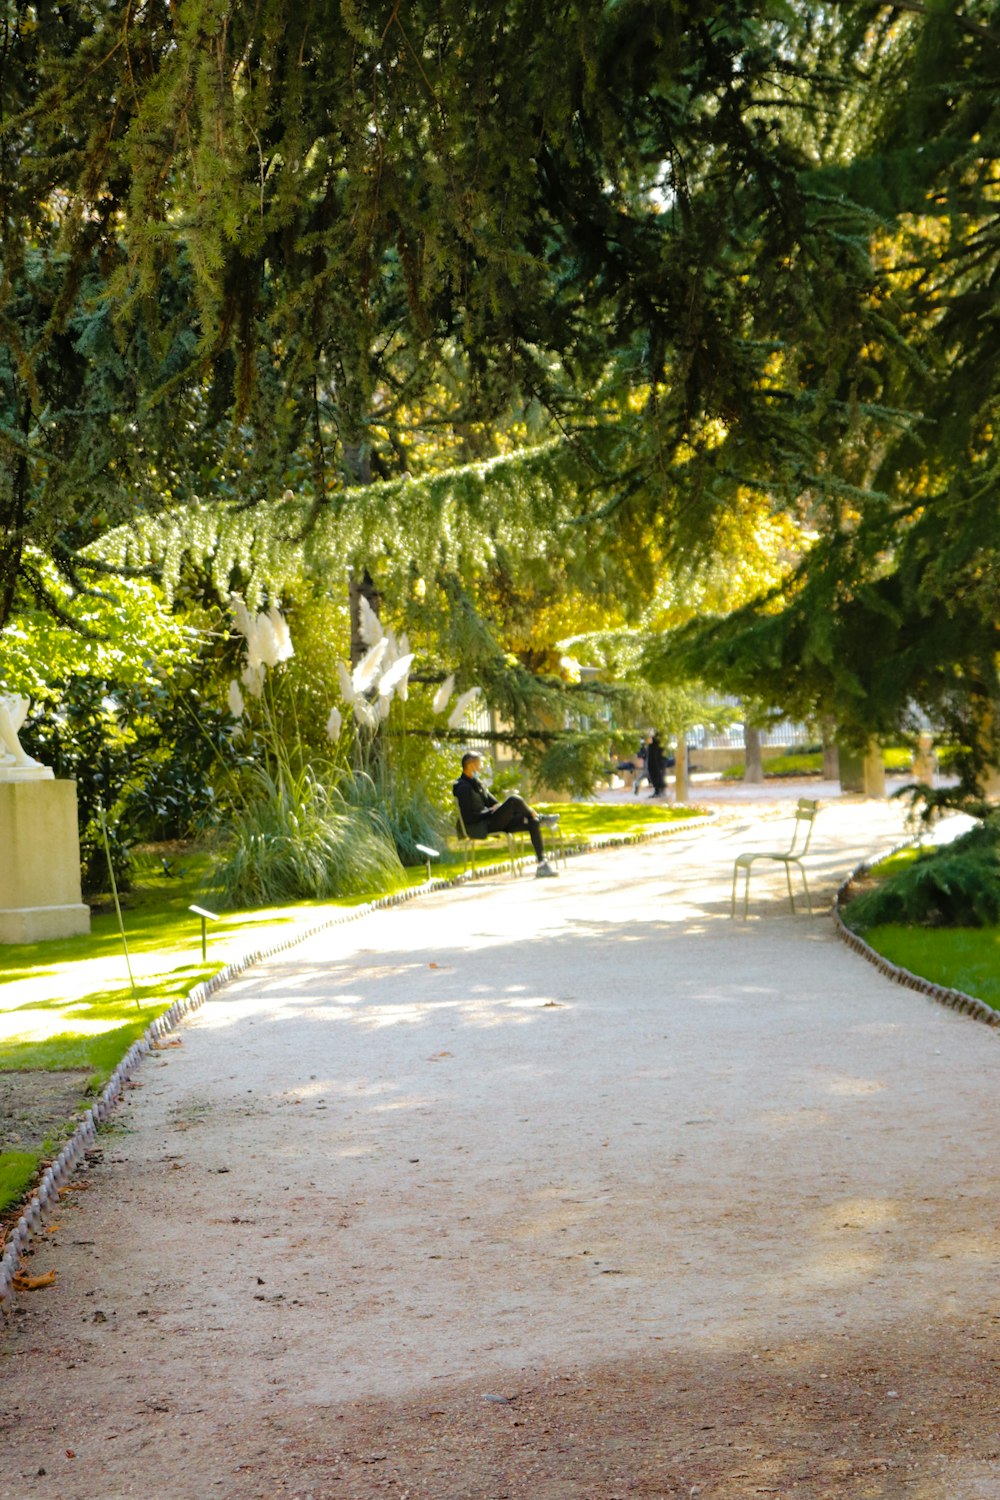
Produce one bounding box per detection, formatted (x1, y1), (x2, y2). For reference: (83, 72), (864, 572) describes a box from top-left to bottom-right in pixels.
(3, 800), (1000, 1500)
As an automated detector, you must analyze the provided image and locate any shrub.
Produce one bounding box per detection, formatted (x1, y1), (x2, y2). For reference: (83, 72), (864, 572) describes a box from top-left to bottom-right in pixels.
(845, 814), (1000, 929)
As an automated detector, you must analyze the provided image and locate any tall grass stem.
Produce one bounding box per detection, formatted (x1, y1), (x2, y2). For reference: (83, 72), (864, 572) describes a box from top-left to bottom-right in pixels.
(98, 803), (140, 1005)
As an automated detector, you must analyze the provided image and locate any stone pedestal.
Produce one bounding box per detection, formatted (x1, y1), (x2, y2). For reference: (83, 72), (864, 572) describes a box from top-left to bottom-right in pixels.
(0, 780), (90, 942)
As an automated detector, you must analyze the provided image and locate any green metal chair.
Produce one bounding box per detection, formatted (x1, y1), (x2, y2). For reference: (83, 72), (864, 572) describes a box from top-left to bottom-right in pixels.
(731, 798), (819, 918)
(453, 801), (527, 878)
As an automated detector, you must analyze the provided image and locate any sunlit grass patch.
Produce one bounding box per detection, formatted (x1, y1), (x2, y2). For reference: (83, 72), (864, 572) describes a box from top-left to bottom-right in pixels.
(859, 924), (1000, 1010)
(538, 802), (705, 840)
(0, 1151), (40, 1216)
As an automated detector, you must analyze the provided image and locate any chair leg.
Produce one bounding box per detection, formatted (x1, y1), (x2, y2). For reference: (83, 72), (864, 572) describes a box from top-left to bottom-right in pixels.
(505, 833), (520, 877)
(730, 865), (738, 917)
(800, 865), (812, 914)
(785, 862), (796, 914)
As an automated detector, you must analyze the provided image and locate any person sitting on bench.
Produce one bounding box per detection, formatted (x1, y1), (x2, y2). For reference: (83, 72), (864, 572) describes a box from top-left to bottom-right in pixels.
(453, 752), (559, 878)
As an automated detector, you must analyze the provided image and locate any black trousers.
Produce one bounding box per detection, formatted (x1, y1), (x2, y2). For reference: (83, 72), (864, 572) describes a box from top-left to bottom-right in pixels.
(483, 796), (544, 859)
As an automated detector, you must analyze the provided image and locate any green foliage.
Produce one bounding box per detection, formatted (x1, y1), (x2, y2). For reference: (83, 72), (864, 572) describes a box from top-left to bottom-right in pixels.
(343, 709), (454, 866)
(845, 817), (1000, 931)
(20, 649), (235, 896)
(0, 559), (194, 700)
(211, 764), (403, 909)
(720, 747), (914, 779)
(0, 568), (227, 885)
(96, 439), (630, 613)
(345, 765), (450, 869)
(721, 752), (823, 780)
(528, 730), (620, 800)
(120, 687), (236, 844)
(7, 0), (1000, 792)
(2, 2), (925, 616)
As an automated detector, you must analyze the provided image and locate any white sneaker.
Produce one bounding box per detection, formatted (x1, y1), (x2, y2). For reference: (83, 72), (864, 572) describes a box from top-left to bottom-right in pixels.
(535, 860), (558, 878)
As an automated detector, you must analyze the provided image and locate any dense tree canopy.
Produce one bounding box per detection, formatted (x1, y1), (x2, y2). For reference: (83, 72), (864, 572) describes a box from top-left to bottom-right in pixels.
(2, 2), (999, 781)
(657, 2), (1000, 781)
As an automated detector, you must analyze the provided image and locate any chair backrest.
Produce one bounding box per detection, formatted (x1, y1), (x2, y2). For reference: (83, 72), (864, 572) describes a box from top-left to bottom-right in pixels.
(790, 798), (819, 855)
(453, 794), (471, 840)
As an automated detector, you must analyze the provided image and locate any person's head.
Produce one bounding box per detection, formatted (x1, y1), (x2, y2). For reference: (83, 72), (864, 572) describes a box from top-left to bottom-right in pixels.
(461, 751), (481, 776)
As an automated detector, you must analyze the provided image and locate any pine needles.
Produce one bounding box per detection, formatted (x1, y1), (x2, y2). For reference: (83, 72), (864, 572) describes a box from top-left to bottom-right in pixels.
(845, 815), (1000, 931)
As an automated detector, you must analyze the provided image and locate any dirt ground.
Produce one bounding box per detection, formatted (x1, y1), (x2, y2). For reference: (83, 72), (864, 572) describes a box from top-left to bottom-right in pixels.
(0, 1073), (94, 1158)
(3, 802), (1000, 1500)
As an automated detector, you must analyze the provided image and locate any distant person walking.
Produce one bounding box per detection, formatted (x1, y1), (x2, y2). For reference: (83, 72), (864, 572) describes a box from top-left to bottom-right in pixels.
(632, 734), (650, 795)
(646, 731), (667, 798)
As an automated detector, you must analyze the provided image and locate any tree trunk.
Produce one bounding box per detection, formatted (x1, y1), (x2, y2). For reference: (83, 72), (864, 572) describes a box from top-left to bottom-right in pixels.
(743, 721), (764, 783)
(864, 741), (886, 798)
(673, 729), (689, 802)
(912, 731), (935, 785)
(821, 721), (839, 781)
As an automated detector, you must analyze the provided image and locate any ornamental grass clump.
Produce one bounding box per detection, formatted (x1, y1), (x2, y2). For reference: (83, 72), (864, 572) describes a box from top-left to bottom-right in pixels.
(846, 814), (1000, 930)
(218, 594), (403, 905)
(213, 763), (403, 908)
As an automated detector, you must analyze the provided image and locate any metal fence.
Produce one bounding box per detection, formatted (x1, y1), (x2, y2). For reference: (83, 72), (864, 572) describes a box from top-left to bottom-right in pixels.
(691, 696), (813, 750)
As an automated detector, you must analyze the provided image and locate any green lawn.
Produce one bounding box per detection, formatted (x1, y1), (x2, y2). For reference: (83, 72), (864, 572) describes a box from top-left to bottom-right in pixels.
(721, 748), (915, 779)
(857, 923), (1000, 1009)
(0, 802), (706, 1214)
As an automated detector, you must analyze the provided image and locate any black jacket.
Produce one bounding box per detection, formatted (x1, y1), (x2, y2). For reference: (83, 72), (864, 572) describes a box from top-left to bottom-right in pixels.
(646, 735), (666, 786)
(453, 773), (498, 837)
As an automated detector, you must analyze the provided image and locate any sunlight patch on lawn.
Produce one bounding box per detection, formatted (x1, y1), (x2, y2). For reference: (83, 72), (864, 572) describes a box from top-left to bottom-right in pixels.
(0, 1009), (130, 1044)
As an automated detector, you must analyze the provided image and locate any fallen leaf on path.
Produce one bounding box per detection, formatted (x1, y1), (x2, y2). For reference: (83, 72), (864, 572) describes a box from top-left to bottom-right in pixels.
(153, 1037), (183, 1050)
(13, 1270), (57, 1291)
(427, 1051), (453, 1061)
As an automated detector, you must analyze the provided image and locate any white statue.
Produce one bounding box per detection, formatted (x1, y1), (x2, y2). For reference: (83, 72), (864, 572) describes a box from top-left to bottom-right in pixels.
(0, 695), (53, 781)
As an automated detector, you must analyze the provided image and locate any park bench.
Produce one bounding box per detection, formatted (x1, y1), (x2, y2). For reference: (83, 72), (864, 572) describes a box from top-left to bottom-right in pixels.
(730, 798), (819, 918)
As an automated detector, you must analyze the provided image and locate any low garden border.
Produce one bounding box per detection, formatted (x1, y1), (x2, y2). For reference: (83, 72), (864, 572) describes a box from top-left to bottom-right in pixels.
(833, 842), (1000, 1031)
(0, 808), (716, 1311)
